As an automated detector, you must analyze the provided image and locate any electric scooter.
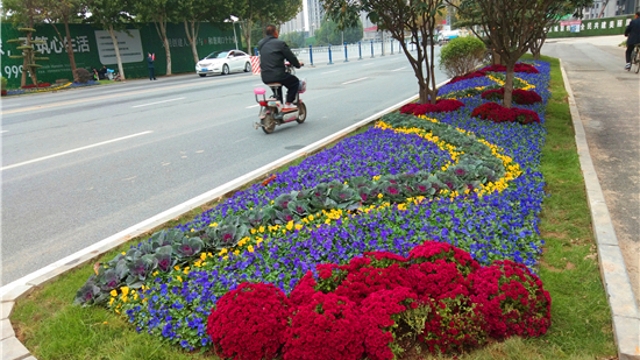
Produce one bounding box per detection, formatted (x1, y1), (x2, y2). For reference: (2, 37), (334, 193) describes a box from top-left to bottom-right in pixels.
(253, 65), (307, 134)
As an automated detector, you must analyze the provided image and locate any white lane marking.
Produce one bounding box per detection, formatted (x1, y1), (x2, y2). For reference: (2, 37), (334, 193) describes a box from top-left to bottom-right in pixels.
(1, 131), (154, 171)
(362, 63), (375, 66)
(233, 137), (249, 143)
(246, 104), (260, 109)
(1, 130), (8, 134)
(392, 67), (407, 72)
(322, 70), (340, 74)
(342, 77), (369, 85)
(132, 97), (185, 108)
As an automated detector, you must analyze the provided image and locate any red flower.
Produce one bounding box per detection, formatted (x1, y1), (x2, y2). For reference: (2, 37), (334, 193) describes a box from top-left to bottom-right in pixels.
(207, 282), (290, 360)
(480, 63), (539, 73)
(469, 260), (551, 339)
(481, 88), (542, 105)
(360, 288), (422, 360)
(449, 70), (487, 84)
(399, 99), (464, 115)
(284, 292), (365, 360)
(408, 240), (480, 276)
(471, 102), (540, 124)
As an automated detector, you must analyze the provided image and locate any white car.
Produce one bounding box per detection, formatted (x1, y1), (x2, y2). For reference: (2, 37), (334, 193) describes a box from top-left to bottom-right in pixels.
(195, 50), (252, 77)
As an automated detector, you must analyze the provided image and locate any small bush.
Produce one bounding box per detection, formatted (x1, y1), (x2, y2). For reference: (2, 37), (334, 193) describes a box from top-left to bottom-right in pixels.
(439, 36), (486, 78)
(471, 102), (540, 124)
(1, 76), (7, 91)
(207, 282), (290, 360)
(75, 68), (93, 84)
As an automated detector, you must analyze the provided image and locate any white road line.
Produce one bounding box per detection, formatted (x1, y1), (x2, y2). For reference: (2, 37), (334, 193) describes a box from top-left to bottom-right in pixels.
(1, 130), (8, 134)
(392, 67), (407, 72)
(132, 97), (185, 108)
(322, 70), (340, 74)
(246, 104), (260, 109)
(1, 131), (154, 171)
(342, 77), (369, 85)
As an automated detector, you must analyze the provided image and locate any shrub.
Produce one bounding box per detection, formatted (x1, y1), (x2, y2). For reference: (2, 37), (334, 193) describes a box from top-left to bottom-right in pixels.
(439, 36), (486, 78)
(448, 70), (487, 84)
(481, 88), (543, 105)
(1, 76), (7, 91)
(469, 260), (552, 339)
(471, 102), (540, 124)
(284, 292), (365, 360)
(419, 296), (487, 354)
(206, 282), (290, 360)
(400, 99), (465, 115)
(480, 63), (539, 74)
(360, 288), (425, 360)
(75, 68), (94, 83)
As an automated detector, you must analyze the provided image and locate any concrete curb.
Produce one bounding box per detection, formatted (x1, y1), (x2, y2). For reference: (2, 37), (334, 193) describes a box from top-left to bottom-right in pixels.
(0, 85), (437, 359)
(560, 59), (640, 359)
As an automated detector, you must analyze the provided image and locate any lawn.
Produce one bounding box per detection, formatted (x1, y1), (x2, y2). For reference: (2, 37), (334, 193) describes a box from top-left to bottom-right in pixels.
(10, 55), (615, 360)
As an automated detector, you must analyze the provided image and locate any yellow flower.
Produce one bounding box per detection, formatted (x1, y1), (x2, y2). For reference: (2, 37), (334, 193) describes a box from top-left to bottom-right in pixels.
(109, 298), (115, 306)
(218, 248), (228, 256)
(247, 245), (254, 253)
(286, 220), (294, 231)
(121, 251), (126, 255)
(110, 290), (117, 297)
(200, 253), (207, 261)
(258, 225), (265, 233)
(174, 265), (181, 271)
(120, 286), (129, 296)
(223, 255), (229, 261)
(377, 193), (384, 199)
(234, 250), (240, 256)
(177, 276), (183, 282)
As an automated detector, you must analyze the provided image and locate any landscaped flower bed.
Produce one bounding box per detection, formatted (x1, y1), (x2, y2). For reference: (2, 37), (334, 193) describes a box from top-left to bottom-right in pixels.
(75, 61), (552, 355)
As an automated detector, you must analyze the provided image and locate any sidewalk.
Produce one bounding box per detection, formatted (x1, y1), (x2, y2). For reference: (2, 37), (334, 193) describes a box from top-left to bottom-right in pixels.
(543, 35), (640, 359)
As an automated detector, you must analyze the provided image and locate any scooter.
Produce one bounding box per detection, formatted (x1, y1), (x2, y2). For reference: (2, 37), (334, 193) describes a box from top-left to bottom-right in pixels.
(253, 65), (307, 134)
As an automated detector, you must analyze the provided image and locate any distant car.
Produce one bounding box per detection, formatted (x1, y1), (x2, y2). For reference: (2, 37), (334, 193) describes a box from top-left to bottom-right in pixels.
(195, 50), (252, 77)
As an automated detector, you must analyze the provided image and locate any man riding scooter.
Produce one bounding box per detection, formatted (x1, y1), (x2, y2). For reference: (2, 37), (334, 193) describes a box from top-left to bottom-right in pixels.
(257, 24), (306, 112)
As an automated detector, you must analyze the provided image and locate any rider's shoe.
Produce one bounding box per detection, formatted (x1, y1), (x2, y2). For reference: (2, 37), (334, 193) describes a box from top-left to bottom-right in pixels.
(299, 79), (307, 94)
(282, 103), (297, 112)
(625, 63), (631, 70)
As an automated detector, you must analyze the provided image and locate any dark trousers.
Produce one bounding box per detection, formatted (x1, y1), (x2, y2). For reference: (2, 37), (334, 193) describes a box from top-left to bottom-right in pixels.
(626, 43), (638, 63)
(275, 74), (300, 104)
(148, 67), (156, 80)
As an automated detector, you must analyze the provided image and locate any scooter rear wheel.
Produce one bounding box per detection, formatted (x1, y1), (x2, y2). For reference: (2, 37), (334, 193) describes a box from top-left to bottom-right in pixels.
(261, 113), (277, 134)
(296, 102), (307, 124)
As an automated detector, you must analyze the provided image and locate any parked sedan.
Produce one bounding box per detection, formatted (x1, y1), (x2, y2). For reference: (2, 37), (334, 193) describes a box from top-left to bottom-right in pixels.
(195, 50), (252, 77)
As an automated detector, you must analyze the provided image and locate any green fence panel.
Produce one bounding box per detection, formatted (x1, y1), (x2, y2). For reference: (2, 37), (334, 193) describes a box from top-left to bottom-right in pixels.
(1, 22), (236, 89)
(547, 15), (634, 38)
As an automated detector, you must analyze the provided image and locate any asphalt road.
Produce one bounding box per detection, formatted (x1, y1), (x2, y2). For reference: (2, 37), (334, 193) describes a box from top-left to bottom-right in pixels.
(1, 48), (448, 285)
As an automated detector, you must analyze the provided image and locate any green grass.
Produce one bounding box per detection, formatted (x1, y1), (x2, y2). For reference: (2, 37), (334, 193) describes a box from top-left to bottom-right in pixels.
(9, 55), (616, 360)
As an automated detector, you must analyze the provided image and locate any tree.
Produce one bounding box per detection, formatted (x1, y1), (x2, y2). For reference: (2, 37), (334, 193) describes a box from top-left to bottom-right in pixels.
(322, 0), (446, 104)
(315, 17), (363, 45)
(178, 0), (234, 64)
(41, 0), (85, 82)
(3, 0), (48, 86)
(233, 0), (302, 54)
(135, 0), (181, 75)
(451, 0), (574, 107)
(6, 27), (48, 86)
(85, 0), (134, 80)
(280, 31), (307, 48)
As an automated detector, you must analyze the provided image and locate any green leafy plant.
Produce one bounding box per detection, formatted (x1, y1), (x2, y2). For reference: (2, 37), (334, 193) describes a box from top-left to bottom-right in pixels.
(439, 36), (486, 78)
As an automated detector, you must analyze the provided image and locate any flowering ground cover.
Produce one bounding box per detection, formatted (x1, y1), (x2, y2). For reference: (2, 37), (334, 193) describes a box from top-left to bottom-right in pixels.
(11, 55), (616, 360)
(71, 61), (558, 356)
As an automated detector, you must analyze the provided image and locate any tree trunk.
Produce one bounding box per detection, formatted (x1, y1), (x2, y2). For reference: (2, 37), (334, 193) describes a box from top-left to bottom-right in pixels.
(63, 20), (78, 82)
(242, 19), (253, 54)
(503, 62), (515, 108)
(185, 21), (200, 64)
(155, 21), (172, 75)
(108, 25), (126, 80)
(26, 31), (38, 85)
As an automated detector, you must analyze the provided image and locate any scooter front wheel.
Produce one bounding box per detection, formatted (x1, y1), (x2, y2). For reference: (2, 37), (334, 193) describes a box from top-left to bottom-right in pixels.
(296, 102), (307, 124)
(261, 113), (277, 134)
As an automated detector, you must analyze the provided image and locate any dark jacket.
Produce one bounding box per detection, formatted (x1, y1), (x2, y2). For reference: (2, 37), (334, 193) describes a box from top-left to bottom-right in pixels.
(625, 17), (640, 46)
(256, 35), (300, 83)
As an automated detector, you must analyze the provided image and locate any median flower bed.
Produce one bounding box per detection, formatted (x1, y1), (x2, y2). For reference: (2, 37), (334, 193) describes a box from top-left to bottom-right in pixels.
(75, 61), (551, 355)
